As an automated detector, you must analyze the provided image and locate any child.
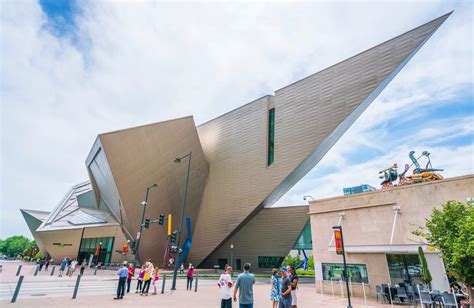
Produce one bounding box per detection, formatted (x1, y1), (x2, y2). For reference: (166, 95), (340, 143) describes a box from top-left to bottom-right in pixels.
(152, 266), (160, 295)
(135, 265), (145, 293)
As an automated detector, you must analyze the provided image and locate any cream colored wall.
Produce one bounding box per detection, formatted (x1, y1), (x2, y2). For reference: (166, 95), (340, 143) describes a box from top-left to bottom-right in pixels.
(309, 175), (474, 296)
(37, 225), (130, 263)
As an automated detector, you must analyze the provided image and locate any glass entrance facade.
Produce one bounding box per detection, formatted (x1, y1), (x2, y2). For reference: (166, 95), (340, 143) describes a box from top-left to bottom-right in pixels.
(77, 236), (115, 265)
(386, 254), (423, 285)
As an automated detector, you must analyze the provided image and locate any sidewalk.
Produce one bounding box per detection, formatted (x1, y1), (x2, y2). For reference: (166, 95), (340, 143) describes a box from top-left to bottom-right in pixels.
(1, 282), (391, 307)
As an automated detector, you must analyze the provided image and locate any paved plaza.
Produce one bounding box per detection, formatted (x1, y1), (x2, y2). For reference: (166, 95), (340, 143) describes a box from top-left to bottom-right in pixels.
(0, 261), (395, 307)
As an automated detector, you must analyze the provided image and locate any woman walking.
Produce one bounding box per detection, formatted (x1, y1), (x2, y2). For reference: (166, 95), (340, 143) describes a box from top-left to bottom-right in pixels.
(186, 264), (195, 290)
(270, 268), (280, 308)
(135, 265), (145, 293)
(289, 266), (299, 308)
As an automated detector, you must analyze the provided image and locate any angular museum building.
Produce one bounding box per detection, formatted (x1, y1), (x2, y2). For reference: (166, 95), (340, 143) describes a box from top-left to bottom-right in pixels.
(23, 12), (450, 269)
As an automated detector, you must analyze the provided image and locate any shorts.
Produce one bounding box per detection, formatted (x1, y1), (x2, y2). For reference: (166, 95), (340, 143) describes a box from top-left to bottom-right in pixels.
(291, 290), (297, 305)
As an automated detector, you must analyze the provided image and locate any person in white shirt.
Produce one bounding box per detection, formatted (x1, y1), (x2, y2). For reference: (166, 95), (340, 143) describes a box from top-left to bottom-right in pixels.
(218, 266), (233, 308)
(69, 259), (78, 277)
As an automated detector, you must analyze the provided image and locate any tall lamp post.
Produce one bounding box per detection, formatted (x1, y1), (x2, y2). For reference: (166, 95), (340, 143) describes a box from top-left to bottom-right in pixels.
(333, 225), (352, 308)
(134, 183), (158, 266)
(171, 151), (192, 290)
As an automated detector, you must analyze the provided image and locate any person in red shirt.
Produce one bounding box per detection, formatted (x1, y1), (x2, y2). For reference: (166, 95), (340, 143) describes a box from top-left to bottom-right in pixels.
(126, 263), (135, 293)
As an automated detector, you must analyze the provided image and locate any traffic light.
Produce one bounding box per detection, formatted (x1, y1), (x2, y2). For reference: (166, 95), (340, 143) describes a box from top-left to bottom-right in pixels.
(170, 230), (177, 243)
(158, 213), (165, 226)
(167, 214), (172, 236)
(144, 218), (151, 229)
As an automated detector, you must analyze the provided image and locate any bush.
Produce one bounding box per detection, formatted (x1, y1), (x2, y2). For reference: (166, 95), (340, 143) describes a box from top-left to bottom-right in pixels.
(282, 254), (301, 267)
(296, 268), (315, 276)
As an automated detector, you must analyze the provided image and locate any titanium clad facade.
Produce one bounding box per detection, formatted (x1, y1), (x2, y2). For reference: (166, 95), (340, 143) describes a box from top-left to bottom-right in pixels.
(20, 209), (50, 256)
(86, 116), (209, 264)
(190, 13), (451, 266)
(200, 206), (309, 269)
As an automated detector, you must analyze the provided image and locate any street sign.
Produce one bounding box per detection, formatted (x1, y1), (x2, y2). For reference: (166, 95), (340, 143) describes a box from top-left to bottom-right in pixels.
(136, 232), (141, 240)
(334, 229), (343, 255)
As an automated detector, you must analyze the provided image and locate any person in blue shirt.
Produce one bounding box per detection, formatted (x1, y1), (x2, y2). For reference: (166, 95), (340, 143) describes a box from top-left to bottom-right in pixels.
(58, 257), (68, 277)
(233, 263), (256, 308)
(114, 262), (129, 299)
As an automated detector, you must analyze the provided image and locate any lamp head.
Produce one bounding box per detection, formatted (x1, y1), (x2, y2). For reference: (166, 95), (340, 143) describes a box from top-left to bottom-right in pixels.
(230, 244), (234, 249)
(174, 157), (181, 163)
(150, 183), (158, 188)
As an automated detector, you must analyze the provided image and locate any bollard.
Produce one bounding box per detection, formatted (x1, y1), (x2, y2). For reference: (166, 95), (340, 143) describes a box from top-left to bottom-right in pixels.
(34, 265), (40, 276)
(330, 278), (334, 297)
(194, 274), (198, 292)
(362, 282), (368, 308)
(72, 274), (82, 299)
(16, 265), (22, 276)
(94, 266), (98, 275)
(11, 275), (24, 303)
(161, 274), (166, 294)
(50, 265), (56, 276)
(339, 279), (343, 298)
(320, 279), (323, 294)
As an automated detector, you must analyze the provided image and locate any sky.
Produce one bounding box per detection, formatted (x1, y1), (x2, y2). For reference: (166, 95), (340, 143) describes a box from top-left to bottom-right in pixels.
(1, 1), (473, 239)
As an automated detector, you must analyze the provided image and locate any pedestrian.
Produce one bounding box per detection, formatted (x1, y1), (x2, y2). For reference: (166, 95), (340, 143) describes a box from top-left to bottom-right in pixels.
(218, 266), (233, 308)
(69, 259), (77, 277)
(141, 261), (153, 295)
(127, 263), (135, 293)
(288, 266), (298, 308)
(233, 263), (255, 308)
(270, 268), (280, 308)
(179, 263), (184, 274)
(58, 257), (68, 277)
(38, 259), (45, 271)
(80, 259), (87, 276)
(186, 263), (195, 290)
(279, 268), (292, 308)
(135, 265), (145, 293)
(45, 259), (50, 271)
(152, 266), (159, 295)
(114, 262), (128, 300)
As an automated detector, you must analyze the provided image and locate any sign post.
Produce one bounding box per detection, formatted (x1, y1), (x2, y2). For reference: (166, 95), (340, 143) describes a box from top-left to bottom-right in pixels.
(333, 225), (352, 308)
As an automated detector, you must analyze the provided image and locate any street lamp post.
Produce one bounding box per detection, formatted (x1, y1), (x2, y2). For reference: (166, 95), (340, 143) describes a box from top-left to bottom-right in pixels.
(333, 225), (352, 308)
(134, 183), (158, 266)
(171, 151), (192, 290)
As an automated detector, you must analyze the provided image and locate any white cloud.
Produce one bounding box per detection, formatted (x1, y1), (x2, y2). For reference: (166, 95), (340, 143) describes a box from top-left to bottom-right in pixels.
(1, 1), (472, 237)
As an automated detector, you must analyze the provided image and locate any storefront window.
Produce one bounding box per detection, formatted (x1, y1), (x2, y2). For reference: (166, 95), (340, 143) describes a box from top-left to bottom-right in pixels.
(322, 263), (369, 283)
(258, 256), (285, 268)
(386, 254), (423, 285)
(77, 236), (115, 265)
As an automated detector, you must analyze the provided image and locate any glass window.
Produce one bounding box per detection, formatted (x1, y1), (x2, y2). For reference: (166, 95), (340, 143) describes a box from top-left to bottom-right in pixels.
(77, 236), (115, 265)
(322, 263), (369, 283)
(293, 220), (313, 250)
(386, 254), (423, 285)
(258, 256), (284, 268)
(268, 108), (275, 166)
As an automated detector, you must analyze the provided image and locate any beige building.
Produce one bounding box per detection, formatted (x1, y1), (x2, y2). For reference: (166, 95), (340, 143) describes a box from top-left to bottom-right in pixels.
(309, 175), (474, 297)
(22, 182), (130, 265)
(22, 12), (451, 270)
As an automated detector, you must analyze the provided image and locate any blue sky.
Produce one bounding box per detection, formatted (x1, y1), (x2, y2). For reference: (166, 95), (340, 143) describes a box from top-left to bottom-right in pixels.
(1, 1), (473, 238)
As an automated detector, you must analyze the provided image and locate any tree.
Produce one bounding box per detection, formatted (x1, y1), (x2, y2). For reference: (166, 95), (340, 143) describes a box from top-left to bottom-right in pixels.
(413, 200), (474, 300)
(0, 235), (37, 258)
(282, 254), (302, 267)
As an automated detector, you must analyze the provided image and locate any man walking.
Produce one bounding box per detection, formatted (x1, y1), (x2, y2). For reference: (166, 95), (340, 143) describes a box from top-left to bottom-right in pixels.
(233, 263), (255, 308)
(218, 266), (233, 308)
(114, 262), (128, 300)
(58, 257), (68, 277)
(279, 268), (292, 308)
(126, 263), (135, 293)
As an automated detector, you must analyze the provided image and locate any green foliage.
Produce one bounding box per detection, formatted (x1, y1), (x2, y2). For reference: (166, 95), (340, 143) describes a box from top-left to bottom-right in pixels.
(413, 200), (474, 287)
(282, 254), (301, 267)
(34, 250), (43, 261)
(307, 255), (314, 270)
(296, 268), (315, 276)
(0, 235), (37, 257)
